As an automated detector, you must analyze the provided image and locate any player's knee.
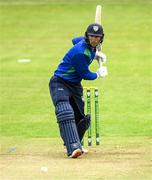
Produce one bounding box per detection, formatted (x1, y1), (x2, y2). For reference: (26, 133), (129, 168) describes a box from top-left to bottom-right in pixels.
(55, 101), (74, 123)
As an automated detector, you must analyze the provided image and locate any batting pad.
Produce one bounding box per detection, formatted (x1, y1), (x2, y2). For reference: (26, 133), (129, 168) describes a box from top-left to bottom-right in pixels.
(76, 114), (91, 142)
(55, 102), (82, 156)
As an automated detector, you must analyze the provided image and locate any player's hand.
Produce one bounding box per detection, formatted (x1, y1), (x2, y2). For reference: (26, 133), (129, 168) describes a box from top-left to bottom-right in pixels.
(95, 51), (106, 63)
(96, 66), (108, 78)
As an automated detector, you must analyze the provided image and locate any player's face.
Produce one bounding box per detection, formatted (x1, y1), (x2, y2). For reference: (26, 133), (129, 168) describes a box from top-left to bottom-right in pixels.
(88, 35), (101, 47)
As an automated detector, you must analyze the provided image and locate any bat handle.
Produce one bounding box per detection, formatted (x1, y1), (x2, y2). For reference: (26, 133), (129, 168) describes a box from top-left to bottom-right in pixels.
(98, 58), (103, 67)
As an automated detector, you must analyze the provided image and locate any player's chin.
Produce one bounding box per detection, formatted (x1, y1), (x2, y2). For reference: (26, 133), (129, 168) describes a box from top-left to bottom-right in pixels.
(90, 43), (98, 48)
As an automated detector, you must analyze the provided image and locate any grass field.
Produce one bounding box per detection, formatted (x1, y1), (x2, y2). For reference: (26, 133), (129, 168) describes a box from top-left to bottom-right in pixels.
(0, 0), (152, 179)
(1, 137), (151, 180)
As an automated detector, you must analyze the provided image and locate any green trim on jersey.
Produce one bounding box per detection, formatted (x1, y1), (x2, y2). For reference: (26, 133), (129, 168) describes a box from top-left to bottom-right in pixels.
(84, 47), (91, 58)
(63, 67), (76, 76)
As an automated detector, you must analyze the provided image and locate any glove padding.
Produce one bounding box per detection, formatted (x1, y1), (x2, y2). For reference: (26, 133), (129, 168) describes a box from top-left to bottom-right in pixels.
(95, 51), (107, 63)
(96, 66), (108, 78)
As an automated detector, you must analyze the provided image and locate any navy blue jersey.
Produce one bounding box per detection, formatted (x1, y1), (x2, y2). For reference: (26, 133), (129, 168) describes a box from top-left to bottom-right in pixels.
(54, 36), (97, 83)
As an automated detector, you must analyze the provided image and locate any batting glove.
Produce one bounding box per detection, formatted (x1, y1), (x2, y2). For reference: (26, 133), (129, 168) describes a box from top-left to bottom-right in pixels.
(96, 66), (108, 78)
(95, 51), (107, 63)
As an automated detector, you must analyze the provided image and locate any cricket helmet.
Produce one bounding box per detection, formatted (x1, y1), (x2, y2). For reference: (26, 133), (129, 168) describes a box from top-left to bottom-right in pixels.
(85, 23), (104, 46)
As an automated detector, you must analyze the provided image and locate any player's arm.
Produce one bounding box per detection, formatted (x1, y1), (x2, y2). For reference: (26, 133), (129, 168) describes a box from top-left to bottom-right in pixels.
(71, 54), (97, 80)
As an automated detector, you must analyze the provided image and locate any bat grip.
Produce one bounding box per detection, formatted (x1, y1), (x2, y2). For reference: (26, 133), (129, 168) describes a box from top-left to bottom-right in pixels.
(98, 58), (103, 67)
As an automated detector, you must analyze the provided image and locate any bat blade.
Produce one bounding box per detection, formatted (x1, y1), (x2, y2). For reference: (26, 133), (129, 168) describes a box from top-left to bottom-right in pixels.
(95, 5), (101, 25)
(95, 5), (103, 67)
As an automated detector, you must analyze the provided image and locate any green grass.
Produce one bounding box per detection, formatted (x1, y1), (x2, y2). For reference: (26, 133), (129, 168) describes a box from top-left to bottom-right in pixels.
(0, 0), (152, 138)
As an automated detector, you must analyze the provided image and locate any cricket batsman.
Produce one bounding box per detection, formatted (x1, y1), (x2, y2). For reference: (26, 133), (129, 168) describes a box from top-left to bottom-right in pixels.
(49, 23), (108, 158)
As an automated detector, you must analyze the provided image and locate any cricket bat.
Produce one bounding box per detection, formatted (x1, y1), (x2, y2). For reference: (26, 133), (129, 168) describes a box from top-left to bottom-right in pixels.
(95, 5), (103, 67)
(95, 5), (101, 25)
